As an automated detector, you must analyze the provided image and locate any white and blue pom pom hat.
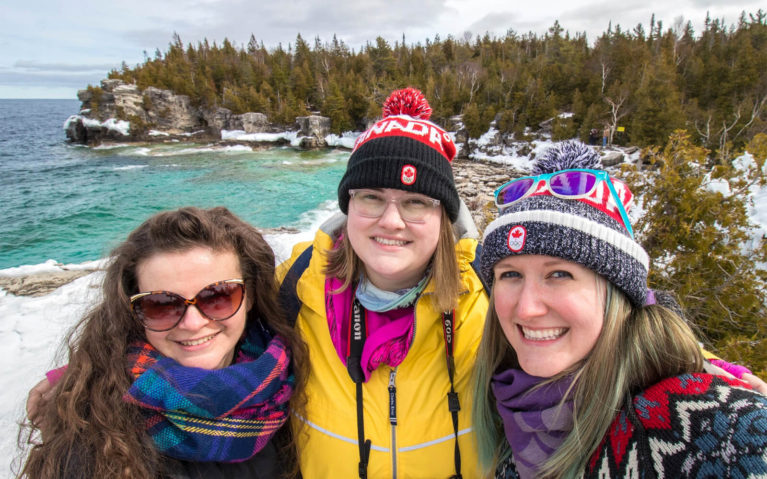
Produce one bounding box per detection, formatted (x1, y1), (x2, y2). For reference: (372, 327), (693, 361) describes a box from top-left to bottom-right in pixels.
(480, 140), (650, 306)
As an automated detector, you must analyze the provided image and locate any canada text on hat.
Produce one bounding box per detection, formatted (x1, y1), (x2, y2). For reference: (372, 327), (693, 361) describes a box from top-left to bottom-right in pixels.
(352, 88), (456, 162)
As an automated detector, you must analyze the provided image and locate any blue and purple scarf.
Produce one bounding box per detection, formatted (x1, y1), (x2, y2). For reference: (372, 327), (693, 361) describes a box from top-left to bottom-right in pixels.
(124, 324), (294, 463)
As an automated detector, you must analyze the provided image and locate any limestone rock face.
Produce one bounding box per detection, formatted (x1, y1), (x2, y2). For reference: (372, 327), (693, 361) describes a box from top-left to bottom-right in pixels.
(239, 112), (269, 133)
(203, 107), (235, 132)
(112, 82), (145, 120)
(67, 78), (336, 147)
(142, 87), (198, 130)
(64, 115), (131, 144)
(296, 115), (330, 139)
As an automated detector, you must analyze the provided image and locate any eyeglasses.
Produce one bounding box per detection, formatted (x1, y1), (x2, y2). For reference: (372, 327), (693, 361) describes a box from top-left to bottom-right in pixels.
(348, 189), (440, 223)
(494, 168), (634, 238)
(130, 279), (245, 332)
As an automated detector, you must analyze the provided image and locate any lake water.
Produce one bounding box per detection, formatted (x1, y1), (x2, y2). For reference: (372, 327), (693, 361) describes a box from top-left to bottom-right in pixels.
(0, 99), (349, 269)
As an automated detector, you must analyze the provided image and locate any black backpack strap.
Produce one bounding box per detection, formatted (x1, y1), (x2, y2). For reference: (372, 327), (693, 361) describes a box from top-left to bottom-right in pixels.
(470, 242), (489, 295)
(277, 245), (313, 327)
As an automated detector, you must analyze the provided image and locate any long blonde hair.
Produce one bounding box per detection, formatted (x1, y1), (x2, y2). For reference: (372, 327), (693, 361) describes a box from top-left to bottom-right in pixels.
(324, 207), (462, 312)
(472, 282), (704, 478)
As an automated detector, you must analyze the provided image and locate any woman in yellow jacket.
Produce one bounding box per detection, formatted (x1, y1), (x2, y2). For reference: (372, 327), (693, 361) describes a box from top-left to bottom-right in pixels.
(277, 88), (488, 478)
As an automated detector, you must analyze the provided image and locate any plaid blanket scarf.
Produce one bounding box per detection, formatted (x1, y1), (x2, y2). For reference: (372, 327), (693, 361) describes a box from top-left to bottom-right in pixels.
(123, 323), (294, 462)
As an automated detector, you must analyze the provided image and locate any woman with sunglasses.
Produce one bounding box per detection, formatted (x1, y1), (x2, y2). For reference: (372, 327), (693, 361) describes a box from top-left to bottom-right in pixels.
(473, 141), (767, 478)
(277, 88), (488, 477)
(19, 207), (306, 478)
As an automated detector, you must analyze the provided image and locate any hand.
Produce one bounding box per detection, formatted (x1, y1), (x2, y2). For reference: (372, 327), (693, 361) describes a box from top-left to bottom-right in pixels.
(26, 377), (54, 434)
(742, 373), (767, 395)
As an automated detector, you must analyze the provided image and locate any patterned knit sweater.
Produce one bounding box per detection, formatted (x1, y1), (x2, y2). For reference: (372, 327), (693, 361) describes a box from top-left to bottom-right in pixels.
(496, 373), (767, 478)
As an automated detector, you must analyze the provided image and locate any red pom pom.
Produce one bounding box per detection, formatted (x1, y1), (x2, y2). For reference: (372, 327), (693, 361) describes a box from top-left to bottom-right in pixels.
(382, 87), (432, 120)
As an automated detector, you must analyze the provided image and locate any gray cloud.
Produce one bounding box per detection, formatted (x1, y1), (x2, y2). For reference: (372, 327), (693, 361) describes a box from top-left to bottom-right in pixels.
(463, 12), (519, 38)
(14, 60), (118, 73)
(0, 70), (106, 88)
(117, 0), (458, 51)
(688, 0), (761, 7)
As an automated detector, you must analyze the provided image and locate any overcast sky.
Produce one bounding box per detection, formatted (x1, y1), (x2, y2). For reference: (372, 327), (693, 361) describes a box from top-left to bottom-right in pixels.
(0, 0), (763, 99)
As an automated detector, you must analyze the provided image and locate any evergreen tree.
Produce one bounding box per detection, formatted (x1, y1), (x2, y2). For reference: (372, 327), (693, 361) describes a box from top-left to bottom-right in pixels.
(630, 131), (767, 373)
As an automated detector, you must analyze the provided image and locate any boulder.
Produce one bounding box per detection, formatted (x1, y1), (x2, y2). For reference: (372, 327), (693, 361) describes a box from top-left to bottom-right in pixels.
(64, 115), (130, 144)
(296, 115), (331, 139)
(77, 89), (92, 103)
(298, 137), (323, 149)
(600, 151), (625, 167)
(143, 87), (199, 130)
(239, 112), (269, 133)
(100, 78), (124, 92)
(64, 116), (88, 143)
(203, 107), (235, 131)
(112, 83), (145, 121)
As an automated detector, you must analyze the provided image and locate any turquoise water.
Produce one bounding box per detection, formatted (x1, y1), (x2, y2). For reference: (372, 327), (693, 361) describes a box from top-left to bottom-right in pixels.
(0, 100), (348, 269)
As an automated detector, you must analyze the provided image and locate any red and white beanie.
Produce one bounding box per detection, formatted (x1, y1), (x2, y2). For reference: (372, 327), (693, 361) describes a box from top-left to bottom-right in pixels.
(337, 88), (460, 222)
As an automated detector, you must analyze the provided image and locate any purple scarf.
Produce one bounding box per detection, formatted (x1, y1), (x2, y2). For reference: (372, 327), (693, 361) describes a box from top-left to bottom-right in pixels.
(491, 369), (574, 479)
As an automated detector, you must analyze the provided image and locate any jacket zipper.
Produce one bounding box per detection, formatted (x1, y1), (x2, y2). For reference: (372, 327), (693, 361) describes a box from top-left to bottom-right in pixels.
(389, 368), (398, 479)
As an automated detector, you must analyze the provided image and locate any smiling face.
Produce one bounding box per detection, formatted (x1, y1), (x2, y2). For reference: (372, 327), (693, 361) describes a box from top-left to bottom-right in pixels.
(346, 188), (442, 291)
(492, 254), (605, 378)
(137, 246), (248, 369)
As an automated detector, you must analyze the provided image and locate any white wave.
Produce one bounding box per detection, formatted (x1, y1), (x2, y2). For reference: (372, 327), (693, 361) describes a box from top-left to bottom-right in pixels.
(92, 143), (129, 150)
(0, 259), (106, 278)
(221, 130), (299, 143)
(113, 164), (147, 171)
(325, 131), (359, 149)
(220, 145), (253, 153)
(145, 144), (252, 156)
(148, 130), (170, 137)
(264, 200), (340, 264)
(302, 158), (344, 165)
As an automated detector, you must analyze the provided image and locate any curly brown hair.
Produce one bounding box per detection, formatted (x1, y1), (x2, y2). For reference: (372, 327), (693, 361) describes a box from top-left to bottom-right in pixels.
(17, 206), (306, 478)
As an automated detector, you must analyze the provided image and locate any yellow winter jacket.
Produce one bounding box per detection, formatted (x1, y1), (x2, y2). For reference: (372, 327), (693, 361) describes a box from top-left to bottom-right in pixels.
(276, 211), (489, 478)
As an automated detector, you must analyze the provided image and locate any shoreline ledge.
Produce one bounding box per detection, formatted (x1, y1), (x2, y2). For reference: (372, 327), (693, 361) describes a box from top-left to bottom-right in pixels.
(0, 269), (96, 297)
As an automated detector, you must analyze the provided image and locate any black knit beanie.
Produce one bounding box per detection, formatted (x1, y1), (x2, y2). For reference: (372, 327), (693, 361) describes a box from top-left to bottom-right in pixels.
(480, 140), (650, 306)
(338, 88), (460, 222)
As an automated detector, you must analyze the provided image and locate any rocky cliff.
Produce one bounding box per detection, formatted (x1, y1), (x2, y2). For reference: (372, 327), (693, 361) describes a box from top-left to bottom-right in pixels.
(64, 80), (636, 174)
(64, 79), (331, 146)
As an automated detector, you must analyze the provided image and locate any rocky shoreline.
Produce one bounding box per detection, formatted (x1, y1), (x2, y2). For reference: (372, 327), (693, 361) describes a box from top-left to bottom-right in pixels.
(64, 79), (639, 166)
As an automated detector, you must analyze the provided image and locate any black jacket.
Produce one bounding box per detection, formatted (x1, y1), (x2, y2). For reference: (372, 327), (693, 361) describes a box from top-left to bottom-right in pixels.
(162, 441), (282, 478)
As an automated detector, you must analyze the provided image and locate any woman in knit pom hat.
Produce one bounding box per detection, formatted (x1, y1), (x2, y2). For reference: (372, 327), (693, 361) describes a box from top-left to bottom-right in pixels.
(278, 88), (488, 478)
(472, 140), (767, 478)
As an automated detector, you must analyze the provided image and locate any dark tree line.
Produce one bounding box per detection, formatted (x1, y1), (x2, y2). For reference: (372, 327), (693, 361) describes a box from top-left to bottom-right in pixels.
(108, 11), (767, 159)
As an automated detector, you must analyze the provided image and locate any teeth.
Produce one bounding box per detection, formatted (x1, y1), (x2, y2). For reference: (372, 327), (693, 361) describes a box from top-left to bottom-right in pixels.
(520, 326), (567, 341)
(178, 333), (217, 346)
(375, 237), (407, 246)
